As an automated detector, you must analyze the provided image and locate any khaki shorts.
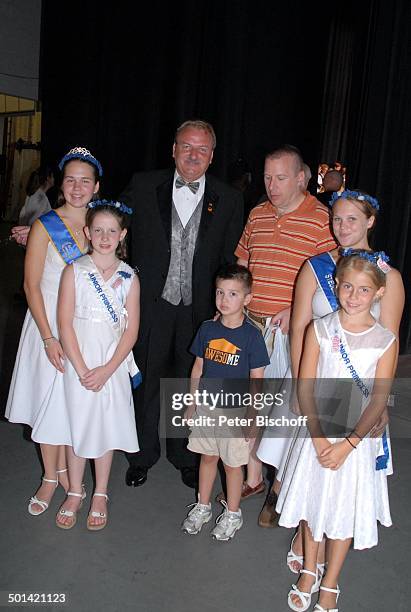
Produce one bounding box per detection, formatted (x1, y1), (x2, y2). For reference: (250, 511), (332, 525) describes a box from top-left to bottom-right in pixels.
(187, 406), (250, 468)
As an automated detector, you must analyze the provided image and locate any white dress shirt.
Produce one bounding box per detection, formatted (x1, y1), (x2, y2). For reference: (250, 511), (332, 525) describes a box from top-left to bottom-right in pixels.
(172, 172), (205, 228)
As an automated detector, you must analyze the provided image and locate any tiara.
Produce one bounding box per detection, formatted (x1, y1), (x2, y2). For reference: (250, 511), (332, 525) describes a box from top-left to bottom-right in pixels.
(58, 146), (103, 177)
(339, 248), (390, 273)
(87, 199), (132, 215)
(330, 190), (379, 211)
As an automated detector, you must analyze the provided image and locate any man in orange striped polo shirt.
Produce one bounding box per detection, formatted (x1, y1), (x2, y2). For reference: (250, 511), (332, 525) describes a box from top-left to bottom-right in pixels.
(236, 145), (336, 332)
(234, 144), (336, 522)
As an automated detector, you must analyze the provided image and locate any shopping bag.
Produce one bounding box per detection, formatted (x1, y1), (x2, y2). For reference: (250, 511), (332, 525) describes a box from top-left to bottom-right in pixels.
(263, 327), (290, 379)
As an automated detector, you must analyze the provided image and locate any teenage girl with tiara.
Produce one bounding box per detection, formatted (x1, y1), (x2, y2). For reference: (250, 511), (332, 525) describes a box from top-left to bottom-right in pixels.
(6, 147), (102, 516)
(55, 200), (140, 531)
(276, 250), (397, 611)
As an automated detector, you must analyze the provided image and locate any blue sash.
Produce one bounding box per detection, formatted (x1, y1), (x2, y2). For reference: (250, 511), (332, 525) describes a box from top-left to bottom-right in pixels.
(38, 210), (84, 264)
(375, 432), (389, 470)
(337, 322), (389, 470)
(80, 257), (142, 389)
(309, 252), (338, 312)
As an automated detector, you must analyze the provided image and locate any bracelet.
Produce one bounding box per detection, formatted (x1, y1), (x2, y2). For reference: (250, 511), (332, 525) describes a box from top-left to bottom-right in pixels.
(43, 336), (57, 349)
(345, 437), (357, 450)
(349, 429), (363, 441)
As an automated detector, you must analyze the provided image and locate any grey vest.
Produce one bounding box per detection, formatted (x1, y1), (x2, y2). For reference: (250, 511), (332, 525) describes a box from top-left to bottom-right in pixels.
(161, 197), (203, 305)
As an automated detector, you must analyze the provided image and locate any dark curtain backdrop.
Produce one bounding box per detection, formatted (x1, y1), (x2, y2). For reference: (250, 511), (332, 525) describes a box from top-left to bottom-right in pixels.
(319, 0), (411, 353)
(40, 0), (330, 197)
(40, 0), (411, 352)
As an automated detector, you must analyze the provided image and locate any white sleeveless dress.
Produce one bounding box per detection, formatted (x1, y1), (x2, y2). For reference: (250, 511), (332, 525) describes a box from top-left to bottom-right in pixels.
(276, 311), (395, 549)
(6, 243), (66, 428)
(32, 256), (139, 458)
(256, 253), (390, 477)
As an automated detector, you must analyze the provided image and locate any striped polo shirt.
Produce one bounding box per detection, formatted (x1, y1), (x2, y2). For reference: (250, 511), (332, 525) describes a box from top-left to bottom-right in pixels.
(235, 194), (336, 316)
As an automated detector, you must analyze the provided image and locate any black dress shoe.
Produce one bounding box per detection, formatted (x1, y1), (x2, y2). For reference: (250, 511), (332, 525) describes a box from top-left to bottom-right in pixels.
(125, 466), (148, 487)
(180, 467), (199, 489)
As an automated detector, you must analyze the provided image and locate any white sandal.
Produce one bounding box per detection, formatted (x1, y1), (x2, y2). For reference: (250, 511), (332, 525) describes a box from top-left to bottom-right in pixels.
(288, 568), (321, 611)
(55, 488), (87, 530)
(87, 493), (109, 531)
(28, 477), (58, 516)
(287, 532), (304, 573)
(313, 585), (340, 611)
(287, 533), (326, 578)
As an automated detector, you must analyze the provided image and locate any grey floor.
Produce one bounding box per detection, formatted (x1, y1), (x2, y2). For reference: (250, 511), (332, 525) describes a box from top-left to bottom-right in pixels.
(1, 222), (410, 612)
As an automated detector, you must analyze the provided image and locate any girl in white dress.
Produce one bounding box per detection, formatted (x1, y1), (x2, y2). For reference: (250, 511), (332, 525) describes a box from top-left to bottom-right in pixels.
(55, 200), (140, 531)
(257, 191), (404, 553)
(277, 251), (397, 611)
(6, 147), (102, 516)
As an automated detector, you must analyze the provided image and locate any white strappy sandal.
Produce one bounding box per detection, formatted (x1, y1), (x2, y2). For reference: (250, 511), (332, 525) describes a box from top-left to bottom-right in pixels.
(87, 493), (109, 531)
(287, 532), (304, 573)
(287, 533), (326, 577)
(28, 477), (58, 516)
(313, 585), (340, 611)
(288, 568), (321, 611)
(55, 488), (87, 530)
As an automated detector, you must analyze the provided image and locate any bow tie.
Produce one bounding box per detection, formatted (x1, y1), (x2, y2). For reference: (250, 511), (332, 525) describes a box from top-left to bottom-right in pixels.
(175, 176), (200, 194)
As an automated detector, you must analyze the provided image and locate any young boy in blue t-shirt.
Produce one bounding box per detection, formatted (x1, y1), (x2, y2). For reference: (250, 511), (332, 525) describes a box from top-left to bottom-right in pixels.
(181, 264), (269, 540)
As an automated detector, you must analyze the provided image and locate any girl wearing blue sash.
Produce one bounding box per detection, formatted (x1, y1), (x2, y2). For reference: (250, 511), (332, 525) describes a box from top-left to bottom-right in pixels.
(5, 147), (102, 516)
(55, 201), (139, 531)
(278, 251), (397, 611)
(257, 191), (404, 566)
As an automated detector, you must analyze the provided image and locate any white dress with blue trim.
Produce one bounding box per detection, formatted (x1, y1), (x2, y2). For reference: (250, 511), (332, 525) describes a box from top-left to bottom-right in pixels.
(257, 252), (392, 477)
(32, 255), (139, 458)
(276, 311), (395, 549)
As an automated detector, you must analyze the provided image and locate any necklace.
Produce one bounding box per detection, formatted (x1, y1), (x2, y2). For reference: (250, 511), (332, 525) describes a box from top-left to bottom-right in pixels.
(95, 260), (118, 275)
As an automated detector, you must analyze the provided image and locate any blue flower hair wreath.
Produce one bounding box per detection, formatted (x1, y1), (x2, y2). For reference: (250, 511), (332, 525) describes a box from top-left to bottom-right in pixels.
(330, 190), (380, 211)
(339, 248), (390, 271)
(87, 198), (133, 215)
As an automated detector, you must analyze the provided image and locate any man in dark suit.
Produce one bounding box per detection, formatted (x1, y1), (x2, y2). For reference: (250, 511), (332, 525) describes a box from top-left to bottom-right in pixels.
(120, 119), (244, 488)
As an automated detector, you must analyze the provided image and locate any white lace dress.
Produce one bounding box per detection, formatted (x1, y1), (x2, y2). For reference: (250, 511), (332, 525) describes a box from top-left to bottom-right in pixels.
(256, 253), (392, 478)
(276, 311), (395, 549)
(32, 256), (140, 458)
(6, 243), (66, 428)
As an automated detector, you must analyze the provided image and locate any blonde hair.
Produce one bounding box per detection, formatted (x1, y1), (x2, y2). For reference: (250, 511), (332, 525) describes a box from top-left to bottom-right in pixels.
(336, 253), (386, 289)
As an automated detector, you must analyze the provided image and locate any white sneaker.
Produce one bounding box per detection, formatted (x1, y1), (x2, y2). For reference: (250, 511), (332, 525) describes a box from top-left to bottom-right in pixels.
(211, 500), (243, 541)
(181, 501), (212, 535)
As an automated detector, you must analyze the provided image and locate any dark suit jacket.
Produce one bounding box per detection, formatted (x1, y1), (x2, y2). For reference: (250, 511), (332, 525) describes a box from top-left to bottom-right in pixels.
(120, 168), (244, 338)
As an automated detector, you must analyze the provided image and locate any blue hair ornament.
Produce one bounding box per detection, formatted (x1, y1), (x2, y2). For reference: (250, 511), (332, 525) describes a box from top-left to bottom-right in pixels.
(330, 190), (379, 211)
(87, 198), (132, 215)
(339, 248), (390, 273)
(58, 146), (103, 177)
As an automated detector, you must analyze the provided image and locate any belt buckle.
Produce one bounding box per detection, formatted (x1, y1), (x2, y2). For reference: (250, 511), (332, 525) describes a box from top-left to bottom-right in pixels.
(248, 310), (265, 326)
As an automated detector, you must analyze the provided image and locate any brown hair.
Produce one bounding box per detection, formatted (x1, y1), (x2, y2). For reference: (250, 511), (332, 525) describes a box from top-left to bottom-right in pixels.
(85, 205), (129, 260)
(216, 263), (253, 292)
(265, 144), (304, 174)
(57, 159), (100, 207)
(332, 190), (378, 239)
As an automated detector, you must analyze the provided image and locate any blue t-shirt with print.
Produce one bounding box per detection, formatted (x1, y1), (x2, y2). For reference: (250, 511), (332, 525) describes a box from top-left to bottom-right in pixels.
(190, 317), (270, 379)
